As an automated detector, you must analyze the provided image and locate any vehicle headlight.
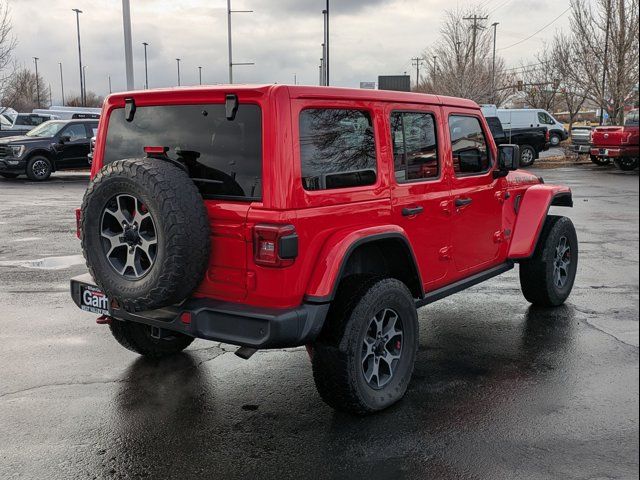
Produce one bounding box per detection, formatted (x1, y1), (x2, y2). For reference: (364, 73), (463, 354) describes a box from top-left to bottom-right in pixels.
(9, 145), (25, 158)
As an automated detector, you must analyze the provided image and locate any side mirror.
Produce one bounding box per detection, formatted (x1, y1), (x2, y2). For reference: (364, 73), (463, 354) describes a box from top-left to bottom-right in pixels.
(495, 144), (520, 177)
(59, 135), (71, 144)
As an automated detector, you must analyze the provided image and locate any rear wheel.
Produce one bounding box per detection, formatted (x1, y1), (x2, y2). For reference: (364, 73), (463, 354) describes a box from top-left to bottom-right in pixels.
(519, 145), (536, 167)
(590, 155), (611, 166)
(614, 157), (639, 171)
(312, 276), (419, 415)
(26, 156), (52, 181)
(519, 215), (578, 307)
(110, 320), (194, 358)
(0, 173), (19, 179)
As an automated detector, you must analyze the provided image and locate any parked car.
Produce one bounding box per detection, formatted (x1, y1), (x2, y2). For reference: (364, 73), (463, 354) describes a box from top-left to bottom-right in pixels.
(590, 109), (640, 170)
(485, 116), (549, 167)
(571, 125), (593, 155)
(0, 119), (99, 180)
(32, 106), (101, 121)
(495, 108), (568, 147)
(70, 85), (577, 415)
(0, 113), (60, 138)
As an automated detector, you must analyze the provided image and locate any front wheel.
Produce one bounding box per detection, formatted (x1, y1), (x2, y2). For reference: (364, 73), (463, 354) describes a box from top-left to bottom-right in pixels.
(549, 133), (562, 147)
(26, 156), (52, 181)
(519, 145), (536, 167)
(519, 215), (578, 307)
(590, 155), (611, 166)
(109, 320), (194, 358)
(312, 276), (419, 415)
(614, 157), (639, 171)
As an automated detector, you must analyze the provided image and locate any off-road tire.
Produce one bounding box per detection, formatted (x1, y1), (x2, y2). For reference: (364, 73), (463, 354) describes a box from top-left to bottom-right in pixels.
(590, 155), (610, 166)
(519, 215), (578, 307)
(0, 173), (19, 179)
(26, 155), (52, 181)
(312, 276), (419, 415)
(614, 157), (639, 171)
(109, 320), (194, 358)
(81, 159), (210, 312)
(519, 145), (537, 167)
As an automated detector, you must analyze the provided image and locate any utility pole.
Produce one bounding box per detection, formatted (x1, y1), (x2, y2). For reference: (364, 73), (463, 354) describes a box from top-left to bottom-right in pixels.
(108, 75), (112, 94)
(176, 58), (181, 86)
(321, 43), (327, 85)
(142, 42), (149, 89)
(491, 22), (499, 104)
(198, 66), (203, 85)
(463, 14), (488, 68)
(294, 73), (297, 85)
(83, 66), (88, 102)
(72, 9), (84, 106)
(599, 0), (612, 125)
(122, 0), (135, 90)
(411, 57), (424, 89)
(227, 0), (254, 84)
(325, 0), (330, 85)
(59, 63), (65, 106)
(49, 84), (52, 107)
(33, 57), (41, 108)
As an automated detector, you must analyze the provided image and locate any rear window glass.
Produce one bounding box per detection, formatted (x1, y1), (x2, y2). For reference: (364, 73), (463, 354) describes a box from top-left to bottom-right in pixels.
(299, 108), (377, 191)
(104, 104), (262, 200)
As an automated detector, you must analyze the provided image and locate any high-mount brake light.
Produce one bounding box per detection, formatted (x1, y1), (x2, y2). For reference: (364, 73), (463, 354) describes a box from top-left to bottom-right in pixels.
(144, 146), (169, 156)
(253, 224), (298, 267)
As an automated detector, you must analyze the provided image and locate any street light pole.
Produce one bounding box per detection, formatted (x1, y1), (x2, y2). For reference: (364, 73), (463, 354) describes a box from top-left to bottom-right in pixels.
(72, 8), (84, 107)
(491, 22), (499, 104)
(122, 0), (135, 90)
(325, 0), (330, 86)
(198, 66), (203, 85)
(227, 0), (254, 84)
(176, 58), (181, 86)
(59, 62), (65, 106)
(33, 57), (41, 108)
(108, 75), (112, 94)
(142, 42), (149, 89)
(83, 66), (88, 102)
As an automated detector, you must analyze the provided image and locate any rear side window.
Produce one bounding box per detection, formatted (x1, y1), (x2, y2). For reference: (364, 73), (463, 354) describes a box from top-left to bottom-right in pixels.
(449, 115), (492, 176)
(391, 112), (439, 182)
(104, 104), (262, 200)
(299, 109), (376, 191)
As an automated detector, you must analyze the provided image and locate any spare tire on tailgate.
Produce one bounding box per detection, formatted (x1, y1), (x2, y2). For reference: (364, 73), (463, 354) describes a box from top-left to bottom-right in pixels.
(81, 158), (211, 312)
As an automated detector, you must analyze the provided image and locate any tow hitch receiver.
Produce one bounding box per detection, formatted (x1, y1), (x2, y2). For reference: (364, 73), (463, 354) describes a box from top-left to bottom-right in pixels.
(150, 326), (174, 340)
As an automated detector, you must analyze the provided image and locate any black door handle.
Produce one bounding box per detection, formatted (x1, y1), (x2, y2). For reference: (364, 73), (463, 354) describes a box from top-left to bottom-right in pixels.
(402, 206), (424, 217)
(455, 198), (473, 207)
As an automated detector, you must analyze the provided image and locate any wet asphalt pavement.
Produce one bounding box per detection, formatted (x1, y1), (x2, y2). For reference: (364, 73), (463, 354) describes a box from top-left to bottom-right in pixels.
(0, 166), (638, 480)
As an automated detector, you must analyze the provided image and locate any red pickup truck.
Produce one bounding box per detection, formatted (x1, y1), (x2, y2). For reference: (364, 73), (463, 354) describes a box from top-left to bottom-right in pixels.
(590, 109), (640, 170)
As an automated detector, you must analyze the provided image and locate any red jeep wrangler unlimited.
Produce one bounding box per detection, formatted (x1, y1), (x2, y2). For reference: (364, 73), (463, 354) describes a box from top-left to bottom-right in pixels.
(71, 85), (577, 414)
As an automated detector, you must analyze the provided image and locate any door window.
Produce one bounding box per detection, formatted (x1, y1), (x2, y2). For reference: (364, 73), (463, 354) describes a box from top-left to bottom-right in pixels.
(299, 108), (376, 191)
(391, 112), (439, 182)
(448, 115), (492, 175)
(61, 124), (87, 142)
(537, 112), (555, 125)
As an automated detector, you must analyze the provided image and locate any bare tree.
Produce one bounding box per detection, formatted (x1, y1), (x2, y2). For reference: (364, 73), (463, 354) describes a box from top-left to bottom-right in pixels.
(415, 7), (514, 106)
(0, 0), (16, 103)
(65, 91), (104, 108)
(517, 48), (561, 111)
(554, 0), (639, 124)
(0, 68), (51, 111)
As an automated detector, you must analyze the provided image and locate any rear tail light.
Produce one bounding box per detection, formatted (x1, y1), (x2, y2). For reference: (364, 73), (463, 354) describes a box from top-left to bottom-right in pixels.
(253, 224), (298, 267)
(545, 130), (550, 142)
(75, 208), (82, 239)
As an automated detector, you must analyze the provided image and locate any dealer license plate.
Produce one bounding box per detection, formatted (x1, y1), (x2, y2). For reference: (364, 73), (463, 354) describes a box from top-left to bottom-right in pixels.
(80, 284), (110, 315)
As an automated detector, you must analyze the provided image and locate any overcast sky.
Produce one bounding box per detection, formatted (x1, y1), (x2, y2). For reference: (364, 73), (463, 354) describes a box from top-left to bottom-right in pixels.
(7, 0), (570, 102)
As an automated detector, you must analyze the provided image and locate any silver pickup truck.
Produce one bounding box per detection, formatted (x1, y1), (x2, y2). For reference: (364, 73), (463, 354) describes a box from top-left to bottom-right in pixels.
(570, 125), (592, 154)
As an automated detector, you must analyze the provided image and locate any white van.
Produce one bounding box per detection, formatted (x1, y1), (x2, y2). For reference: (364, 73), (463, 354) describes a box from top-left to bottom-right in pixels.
(496, 108), (568, 146)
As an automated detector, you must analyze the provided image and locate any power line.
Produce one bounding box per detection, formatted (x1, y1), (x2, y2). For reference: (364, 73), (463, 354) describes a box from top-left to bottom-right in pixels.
(499, 7), (571, 50)
(488, 0), (512, 15)
(504, 61), (546, 71)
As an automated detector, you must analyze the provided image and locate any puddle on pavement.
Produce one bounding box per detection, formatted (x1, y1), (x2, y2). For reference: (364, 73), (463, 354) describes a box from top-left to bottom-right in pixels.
(0, 255), (85, 270)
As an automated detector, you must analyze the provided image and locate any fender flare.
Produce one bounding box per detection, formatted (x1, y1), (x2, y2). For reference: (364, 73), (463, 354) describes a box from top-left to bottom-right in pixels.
(508, 184), (573, 260)
(304, 225), (423, 303)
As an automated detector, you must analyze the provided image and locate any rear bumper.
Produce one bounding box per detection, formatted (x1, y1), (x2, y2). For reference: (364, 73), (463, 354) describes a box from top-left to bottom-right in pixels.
(70, 274), (329, 349)
(572, 144), (590, 153)
(590, 146), (639, 158)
